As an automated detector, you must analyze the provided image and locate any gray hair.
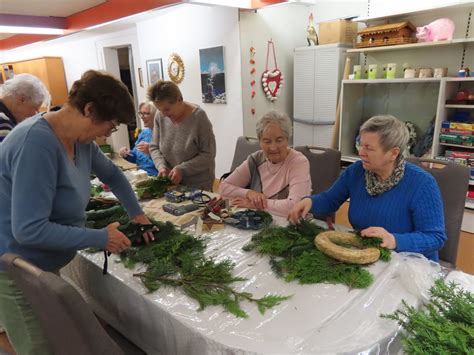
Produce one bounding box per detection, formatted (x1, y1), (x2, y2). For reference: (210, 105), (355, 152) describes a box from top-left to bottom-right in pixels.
(360, 115), (409, 154)
(138, 101), (157, 116)
(256, 110), (292, 139)
(1, 73), (50, 107)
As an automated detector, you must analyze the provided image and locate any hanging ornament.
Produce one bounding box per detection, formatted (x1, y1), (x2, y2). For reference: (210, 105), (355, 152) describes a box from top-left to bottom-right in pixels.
(262, 39), (284, 102)
(250, 45), (257, 115)
(167, 53), (185, 84)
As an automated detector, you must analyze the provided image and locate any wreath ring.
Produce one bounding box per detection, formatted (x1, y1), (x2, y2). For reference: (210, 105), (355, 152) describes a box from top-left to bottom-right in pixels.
(167, 53), (185, 84)
(314, 231), (380, 264)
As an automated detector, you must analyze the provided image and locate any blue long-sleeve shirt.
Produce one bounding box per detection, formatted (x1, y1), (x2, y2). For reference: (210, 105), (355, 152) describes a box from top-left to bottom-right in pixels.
(310, 161), (446, 261)
(0, 115), (143, 271)
(124, 128), (157, 176)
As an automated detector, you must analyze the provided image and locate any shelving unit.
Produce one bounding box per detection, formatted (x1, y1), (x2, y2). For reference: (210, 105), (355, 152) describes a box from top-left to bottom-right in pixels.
(445, 104), (474, 108)
(347, 37), (474, 54)
(440, 143), (474, 149)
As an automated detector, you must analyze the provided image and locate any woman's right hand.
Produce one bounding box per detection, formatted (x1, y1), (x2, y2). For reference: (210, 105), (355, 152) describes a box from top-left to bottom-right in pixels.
(158, 168), (169, 177)
(288, 198), (312, 224)
(118, 147), (129, 158)
(105, 222), (131, 253)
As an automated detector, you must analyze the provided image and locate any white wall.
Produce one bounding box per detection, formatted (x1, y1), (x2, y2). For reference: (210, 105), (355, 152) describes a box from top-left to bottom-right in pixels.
(136, 4), (243, 177)
(239, 1), (367, 138)
(1, 4), (243, 178)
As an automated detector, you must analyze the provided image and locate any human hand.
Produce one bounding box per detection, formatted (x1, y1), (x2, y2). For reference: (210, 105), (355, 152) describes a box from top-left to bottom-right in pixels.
(169, 167), (183, 185)
(158, 168), (169, 177)
(118, 147), (130, 158)
(105, 222), (131, 253)
(136, 142), (150, 155)
(360, 227), (396, 249)
(131, 214), (158, 244)
(245, 190), (267, 210)
(230, 197), (254, 209)
(287, 198), (312, 224)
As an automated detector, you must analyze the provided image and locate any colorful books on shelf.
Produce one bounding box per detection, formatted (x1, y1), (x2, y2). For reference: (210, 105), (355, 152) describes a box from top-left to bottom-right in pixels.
(440, 121), (474, 146)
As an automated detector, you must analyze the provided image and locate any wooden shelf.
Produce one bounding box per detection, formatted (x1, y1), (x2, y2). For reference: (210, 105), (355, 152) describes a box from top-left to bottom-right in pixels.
(353, 2), (474, 23)
(465, 200), (474, 210)
(445, 104), (474, 109)
(343, 78), (441, 84)
(445, 77), (474, 82)
(440, 143), (474, 149)
(347, 38), (474, 54)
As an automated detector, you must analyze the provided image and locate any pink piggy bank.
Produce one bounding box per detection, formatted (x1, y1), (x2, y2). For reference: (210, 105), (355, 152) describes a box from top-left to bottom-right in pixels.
(416, 18), (455, 42)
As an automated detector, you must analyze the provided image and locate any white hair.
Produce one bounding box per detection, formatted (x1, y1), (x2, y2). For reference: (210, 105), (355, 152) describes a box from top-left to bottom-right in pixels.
(256, 110), (292, 139)
(360, 115), (409, 154)
(1, 73), (50, 107)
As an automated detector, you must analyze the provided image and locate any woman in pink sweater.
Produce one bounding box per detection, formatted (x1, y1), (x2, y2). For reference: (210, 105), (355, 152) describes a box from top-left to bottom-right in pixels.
(219, 111), (311, 217)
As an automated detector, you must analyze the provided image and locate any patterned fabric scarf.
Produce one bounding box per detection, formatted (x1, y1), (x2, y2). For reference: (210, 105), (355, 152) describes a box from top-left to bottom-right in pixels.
(365, 157), (406, 196)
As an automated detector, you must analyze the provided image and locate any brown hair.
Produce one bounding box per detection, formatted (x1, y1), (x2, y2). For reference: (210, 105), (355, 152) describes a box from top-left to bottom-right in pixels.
(68, 70), (135, 124)
(147, 80), (183, 104)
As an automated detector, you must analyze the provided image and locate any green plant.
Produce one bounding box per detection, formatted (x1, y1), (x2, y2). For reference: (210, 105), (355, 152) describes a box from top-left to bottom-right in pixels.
(135, 176), (172, 199)
(382, 279), (474, 354)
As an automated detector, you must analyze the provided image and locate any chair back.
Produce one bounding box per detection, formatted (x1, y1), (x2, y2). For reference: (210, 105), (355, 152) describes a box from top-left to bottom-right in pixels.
(1, 253), (124, 355)
(294, 146), (341, 194)
(230, 136), (260, 172)
(294, 146), (341, 222)
(407, 158), (469, 266)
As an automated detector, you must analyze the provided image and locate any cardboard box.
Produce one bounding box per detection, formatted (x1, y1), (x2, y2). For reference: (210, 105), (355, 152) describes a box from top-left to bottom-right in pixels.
(319, 19), (358, 45)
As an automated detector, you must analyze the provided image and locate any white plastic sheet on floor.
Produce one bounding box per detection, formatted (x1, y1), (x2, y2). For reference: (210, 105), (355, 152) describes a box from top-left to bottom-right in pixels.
(61, 221), (444, 354)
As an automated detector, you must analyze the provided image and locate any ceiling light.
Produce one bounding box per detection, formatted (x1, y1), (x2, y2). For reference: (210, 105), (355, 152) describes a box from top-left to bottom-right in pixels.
(0, 26), (66, 35)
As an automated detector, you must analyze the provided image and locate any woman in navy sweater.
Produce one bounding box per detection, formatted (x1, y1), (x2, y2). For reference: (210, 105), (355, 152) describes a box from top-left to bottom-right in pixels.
(288, 115), (446, 262)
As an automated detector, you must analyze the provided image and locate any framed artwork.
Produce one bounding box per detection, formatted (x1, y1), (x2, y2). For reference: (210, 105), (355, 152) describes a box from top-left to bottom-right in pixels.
(199, 46), (226, 104)
(146, 58), (163, 85)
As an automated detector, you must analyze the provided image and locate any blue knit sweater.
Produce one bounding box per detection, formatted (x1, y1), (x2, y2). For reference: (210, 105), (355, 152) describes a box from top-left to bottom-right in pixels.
(0, 115), (143, 271)
(124, 128), (158, 176)
(310, 161), (446, 261)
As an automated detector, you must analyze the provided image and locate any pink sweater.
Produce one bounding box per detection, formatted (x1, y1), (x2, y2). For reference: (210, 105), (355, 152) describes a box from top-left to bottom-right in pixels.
(219, 149), (311, 216)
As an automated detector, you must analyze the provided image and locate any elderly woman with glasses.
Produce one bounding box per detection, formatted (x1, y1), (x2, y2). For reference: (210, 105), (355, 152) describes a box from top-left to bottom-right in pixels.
(219, 111), (312, 217)
(118, 101), (158, 176)
(289, 115), (446, 262)
(0, 70), (155, 354)
(0, 73), (50, 143)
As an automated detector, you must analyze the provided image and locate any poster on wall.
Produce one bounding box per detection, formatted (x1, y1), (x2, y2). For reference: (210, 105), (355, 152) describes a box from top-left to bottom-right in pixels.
(199, 46), (226, 104)
(146, 58), (163, 85)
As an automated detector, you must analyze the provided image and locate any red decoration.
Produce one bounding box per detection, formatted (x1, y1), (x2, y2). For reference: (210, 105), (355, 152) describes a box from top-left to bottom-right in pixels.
(251, 90), (256, 98)
(251, 108), (256, 115)
(250, 80), (256, 86)
(250, 68), (256, 74)
(262, 40), (284, 102)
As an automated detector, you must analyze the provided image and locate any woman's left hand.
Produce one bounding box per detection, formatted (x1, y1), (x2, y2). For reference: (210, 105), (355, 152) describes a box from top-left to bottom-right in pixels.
(230, 197), (254, 209)
(131, 214), (158, 244)
(169, 167), (182, 185)
(136, 141), (150, 155)
(360, 227), (396, 249)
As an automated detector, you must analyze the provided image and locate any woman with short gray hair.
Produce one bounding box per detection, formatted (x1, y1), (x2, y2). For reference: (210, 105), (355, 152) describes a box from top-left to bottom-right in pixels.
(0, 73), (50, 142)
(289, 115), (446, 262)
(220, 110), (311, 217)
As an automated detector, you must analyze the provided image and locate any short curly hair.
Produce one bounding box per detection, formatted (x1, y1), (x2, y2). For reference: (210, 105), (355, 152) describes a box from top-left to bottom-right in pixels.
(147, 80), (183, 104)
(68, 70), (135, 124)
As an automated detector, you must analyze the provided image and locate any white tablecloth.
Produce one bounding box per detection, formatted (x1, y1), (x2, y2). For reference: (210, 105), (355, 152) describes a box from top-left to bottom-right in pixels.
(61, 220), (443, 354)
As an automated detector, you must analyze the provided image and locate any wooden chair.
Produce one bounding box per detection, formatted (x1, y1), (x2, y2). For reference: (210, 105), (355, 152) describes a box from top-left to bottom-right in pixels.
(407, 158), (470, 267)
(0, 253), (145, 355)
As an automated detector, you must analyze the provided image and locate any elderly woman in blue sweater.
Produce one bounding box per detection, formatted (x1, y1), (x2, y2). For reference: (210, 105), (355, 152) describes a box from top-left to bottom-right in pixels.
(288, 115), (446, 262)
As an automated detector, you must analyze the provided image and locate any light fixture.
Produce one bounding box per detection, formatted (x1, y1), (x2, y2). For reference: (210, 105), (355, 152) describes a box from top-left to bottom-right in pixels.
(0, 26), (66, 35)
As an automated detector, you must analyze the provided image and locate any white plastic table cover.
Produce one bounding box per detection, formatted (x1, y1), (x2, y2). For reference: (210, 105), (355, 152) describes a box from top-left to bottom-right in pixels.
(61, 220), (443, 355)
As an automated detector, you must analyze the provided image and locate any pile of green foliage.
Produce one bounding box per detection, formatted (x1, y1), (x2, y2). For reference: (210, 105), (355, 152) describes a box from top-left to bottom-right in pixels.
(135, 176), (172, 199)
(382, 279), (474, 354)
(243, 220), (391, 289)
(85, 201), (290, 318)
(90, 184), (103, 197)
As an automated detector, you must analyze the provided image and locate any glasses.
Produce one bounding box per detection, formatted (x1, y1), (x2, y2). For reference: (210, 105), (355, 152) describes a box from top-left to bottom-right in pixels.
(109, 120), (119, 133)
(138, 111), (152, 117)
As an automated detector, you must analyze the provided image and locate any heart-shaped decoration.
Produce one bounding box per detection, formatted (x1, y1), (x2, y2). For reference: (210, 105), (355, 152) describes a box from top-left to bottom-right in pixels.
(261, 69), (283, 101)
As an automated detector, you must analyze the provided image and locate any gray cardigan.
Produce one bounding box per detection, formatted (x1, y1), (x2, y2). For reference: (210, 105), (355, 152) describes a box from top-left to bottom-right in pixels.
(149, 106), (216, 190)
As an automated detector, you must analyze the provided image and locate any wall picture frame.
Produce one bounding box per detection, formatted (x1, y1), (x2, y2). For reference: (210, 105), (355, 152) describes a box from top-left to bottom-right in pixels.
(146, 58), (164, 86)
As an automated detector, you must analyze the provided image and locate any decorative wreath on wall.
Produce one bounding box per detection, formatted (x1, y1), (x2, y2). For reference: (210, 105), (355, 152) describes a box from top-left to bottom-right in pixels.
(261, 39), (284, 102)
(167, 53), (185, 84)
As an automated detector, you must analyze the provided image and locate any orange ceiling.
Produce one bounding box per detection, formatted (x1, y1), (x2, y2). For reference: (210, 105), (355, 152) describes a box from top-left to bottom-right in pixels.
(0, 0), (288, 51)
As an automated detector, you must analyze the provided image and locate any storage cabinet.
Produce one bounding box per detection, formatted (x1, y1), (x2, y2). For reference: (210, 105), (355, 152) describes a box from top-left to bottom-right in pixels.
(0, 57), (68, 107)
(293, 44), (357, 148)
